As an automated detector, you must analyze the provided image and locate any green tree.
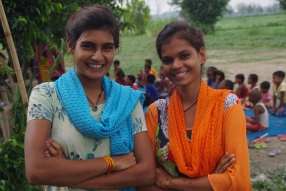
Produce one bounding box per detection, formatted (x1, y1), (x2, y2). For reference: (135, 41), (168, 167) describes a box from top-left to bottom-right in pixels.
(172, 0), (230, 34)
(278, 0), (286, 10)
(0, 0), (62, 61)
(124, 0), (151, 35)
(0, 1), (128, 190)
(0, 0), (128, 67)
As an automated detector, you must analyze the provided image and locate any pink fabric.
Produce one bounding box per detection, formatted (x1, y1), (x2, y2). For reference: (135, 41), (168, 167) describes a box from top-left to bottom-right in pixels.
(261, 91), (273, 106)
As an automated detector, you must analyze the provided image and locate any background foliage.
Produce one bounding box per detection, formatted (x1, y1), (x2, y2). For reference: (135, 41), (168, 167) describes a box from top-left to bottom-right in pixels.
(123, 0), (151, 35)
(172, 0), (230, 34)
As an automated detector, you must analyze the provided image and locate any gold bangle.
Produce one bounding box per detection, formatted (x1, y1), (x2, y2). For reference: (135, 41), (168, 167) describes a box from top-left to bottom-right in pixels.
(102, 156), (115, 175)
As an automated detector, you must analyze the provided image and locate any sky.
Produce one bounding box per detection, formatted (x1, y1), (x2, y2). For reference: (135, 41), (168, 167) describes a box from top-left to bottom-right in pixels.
(146, 0), (276, 15)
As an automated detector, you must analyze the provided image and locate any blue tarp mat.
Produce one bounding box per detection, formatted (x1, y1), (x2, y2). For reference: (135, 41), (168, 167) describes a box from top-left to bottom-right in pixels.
(245, 109), (286, 140)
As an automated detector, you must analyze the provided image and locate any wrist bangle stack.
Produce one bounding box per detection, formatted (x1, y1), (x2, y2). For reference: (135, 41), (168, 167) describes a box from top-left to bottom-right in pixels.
(102, 156), (115, 175)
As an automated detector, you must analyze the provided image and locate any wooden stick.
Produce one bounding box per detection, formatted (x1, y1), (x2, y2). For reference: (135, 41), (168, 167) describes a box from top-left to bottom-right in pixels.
(0, 0), (28, 113)
(253, 133), (269, 143)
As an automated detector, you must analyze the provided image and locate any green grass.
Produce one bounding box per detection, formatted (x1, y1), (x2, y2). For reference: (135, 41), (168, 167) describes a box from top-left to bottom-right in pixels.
(65, 12), (286, 78)
(216, 13), (286, 30)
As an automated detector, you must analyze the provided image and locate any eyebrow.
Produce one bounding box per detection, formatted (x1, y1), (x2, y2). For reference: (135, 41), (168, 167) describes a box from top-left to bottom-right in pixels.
(161, 49), (190, 59)
(80, 41), (115, 46)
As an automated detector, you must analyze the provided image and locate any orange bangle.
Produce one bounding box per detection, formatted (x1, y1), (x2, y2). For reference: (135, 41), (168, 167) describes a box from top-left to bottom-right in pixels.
(102, 156), (115, 175)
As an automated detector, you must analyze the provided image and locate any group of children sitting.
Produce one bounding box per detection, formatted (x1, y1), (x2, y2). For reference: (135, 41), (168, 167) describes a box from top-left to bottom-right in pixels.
(110, 61), (286, 133)
(206, 66), (286, 132)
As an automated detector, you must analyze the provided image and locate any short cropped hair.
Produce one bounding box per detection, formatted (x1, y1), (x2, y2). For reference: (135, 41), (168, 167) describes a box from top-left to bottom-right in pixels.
(114, 60), (120, 65)
(235, 74), (245, 83)
(273, 71), (285, 79)
(127, 75), (136, 84)
(249, 74), (258, 83)
(260, 81), (270, 90)
(147, 74), (155, 84)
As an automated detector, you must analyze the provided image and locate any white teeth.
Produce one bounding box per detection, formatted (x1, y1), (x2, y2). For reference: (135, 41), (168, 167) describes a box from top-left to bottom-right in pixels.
(175, 72), (187, 77)
(88, 64), (102, 68)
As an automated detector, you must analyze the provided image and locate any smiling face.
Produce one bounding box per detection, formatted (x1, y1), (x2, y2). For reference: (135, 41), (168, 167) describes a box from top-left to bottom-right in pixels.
(67, 29), (115, 82)
(160, 36), (205, 87)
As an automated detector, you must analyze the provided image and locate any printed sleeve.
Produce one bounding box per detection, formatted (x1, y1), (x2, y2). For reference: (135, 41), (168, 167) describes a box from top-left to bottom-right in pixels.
(27, 83), (55, 123)
(131, 101), (147, 134)
(224, 93), (239, 111)
(145, 103), (158, 155)
(208, 104), (252, 190)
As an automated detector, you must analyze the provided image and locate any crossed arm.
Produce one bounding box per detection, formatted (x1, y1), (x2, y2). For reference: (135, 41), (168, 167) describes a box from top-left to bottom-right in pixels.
(144, 103), (251, 191)
(25, 119), (155, 189)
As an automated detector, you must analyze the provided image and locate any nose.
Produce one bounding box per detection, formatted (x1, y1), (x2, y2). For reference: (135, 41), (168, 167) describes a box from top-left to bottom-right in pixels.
(172, 58), (183, 69)
(91, 50), (104, 62)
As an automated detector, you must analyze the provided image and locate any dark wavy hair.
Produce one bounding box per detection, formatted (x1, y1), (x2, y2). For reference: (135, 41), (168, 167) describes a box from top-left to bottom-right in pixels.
(65, 5), (119, 50)
(156, 22), (204, 59)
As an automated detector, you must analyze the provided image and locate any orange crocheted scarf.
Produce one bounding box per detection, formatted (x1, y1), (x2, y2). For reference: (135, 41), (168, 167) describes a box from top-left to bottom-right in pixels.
(168, 80), (232, 177)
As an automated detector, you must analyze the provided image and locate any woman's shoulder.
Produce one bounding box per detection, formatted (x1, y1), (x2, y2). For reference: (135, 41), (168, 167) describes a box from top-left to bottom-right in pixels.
(224, 93), (239, 111)
(32, 82), (55, 91)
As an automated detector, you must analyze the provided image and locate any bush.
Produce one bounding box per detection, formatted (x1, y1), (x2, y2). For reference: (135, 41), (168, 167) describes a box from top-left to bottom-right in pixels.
(252, 166), (286, 190)
(0, 133), (39, 191)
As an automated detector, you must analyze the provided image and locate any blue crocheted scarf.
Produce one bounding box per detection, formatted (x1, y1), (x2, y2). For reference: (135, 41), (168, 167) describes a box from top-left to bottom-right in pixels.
(55, 68), (144, 191)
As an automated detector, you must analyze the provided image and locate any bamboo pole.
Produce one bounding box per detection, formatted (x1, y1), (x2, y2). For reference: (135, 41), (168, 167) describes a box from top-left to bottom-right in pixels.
(0, 0), (28, 113)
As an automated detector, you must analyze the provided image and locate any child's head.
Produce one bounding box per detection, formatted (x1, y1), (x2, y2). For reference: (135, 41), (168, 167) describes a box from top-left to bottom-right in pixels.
(272, 71), (285, 85)
(207, 66), (217, 81)
(220, 80), (234, 90)
(260, 81), (270, 93)
(146, 74), (155, 84)
(144, 64), (151, 73)
(248, 89), (262, 105)
(235, 74), (245, 84)
(113, 60), (120, 69)
(248, 74), (258, 85)
(145, 59), (152, 66)
(213, 70), (225, 82)
(126, 75), (136, 86)
(116, 70), (125, 80)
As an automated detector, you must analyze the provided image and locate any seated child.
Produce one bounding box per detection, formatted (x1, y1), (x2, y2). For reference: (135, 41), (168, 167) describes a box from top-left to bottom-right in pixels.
(146, 74), (158, 101)
(137, 64), (153, 87)
(271, 71), (286, 117)
(126, 75), (138, 90)
(115, 70), (126, 85)
(248, 74), (259, 91)
(145, 59), (157, 78)
(246, 90), (269, 132)
(213, 70), (225, 89)
(243, 74), (259, 108)
(260, 81), (272, 108)
(220, 79), (234, 90)
(155, 66), (170, 98)
(235, 74), (249, 99)
(206, 66), (217, 88)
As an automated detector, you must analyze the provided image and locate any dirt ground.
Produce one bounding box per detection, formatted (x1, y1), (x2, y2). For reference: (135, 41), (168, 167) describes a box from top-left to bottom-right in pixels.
(206, 49), (286, 171)
(249, 137), (286, 171)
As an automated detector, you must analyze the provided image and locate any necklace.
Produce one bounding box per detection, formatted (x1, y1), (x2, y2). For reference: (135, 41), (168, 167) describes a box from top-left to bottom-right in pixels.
(183, 100), (197, 112)
(86, 88), (103, 112)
